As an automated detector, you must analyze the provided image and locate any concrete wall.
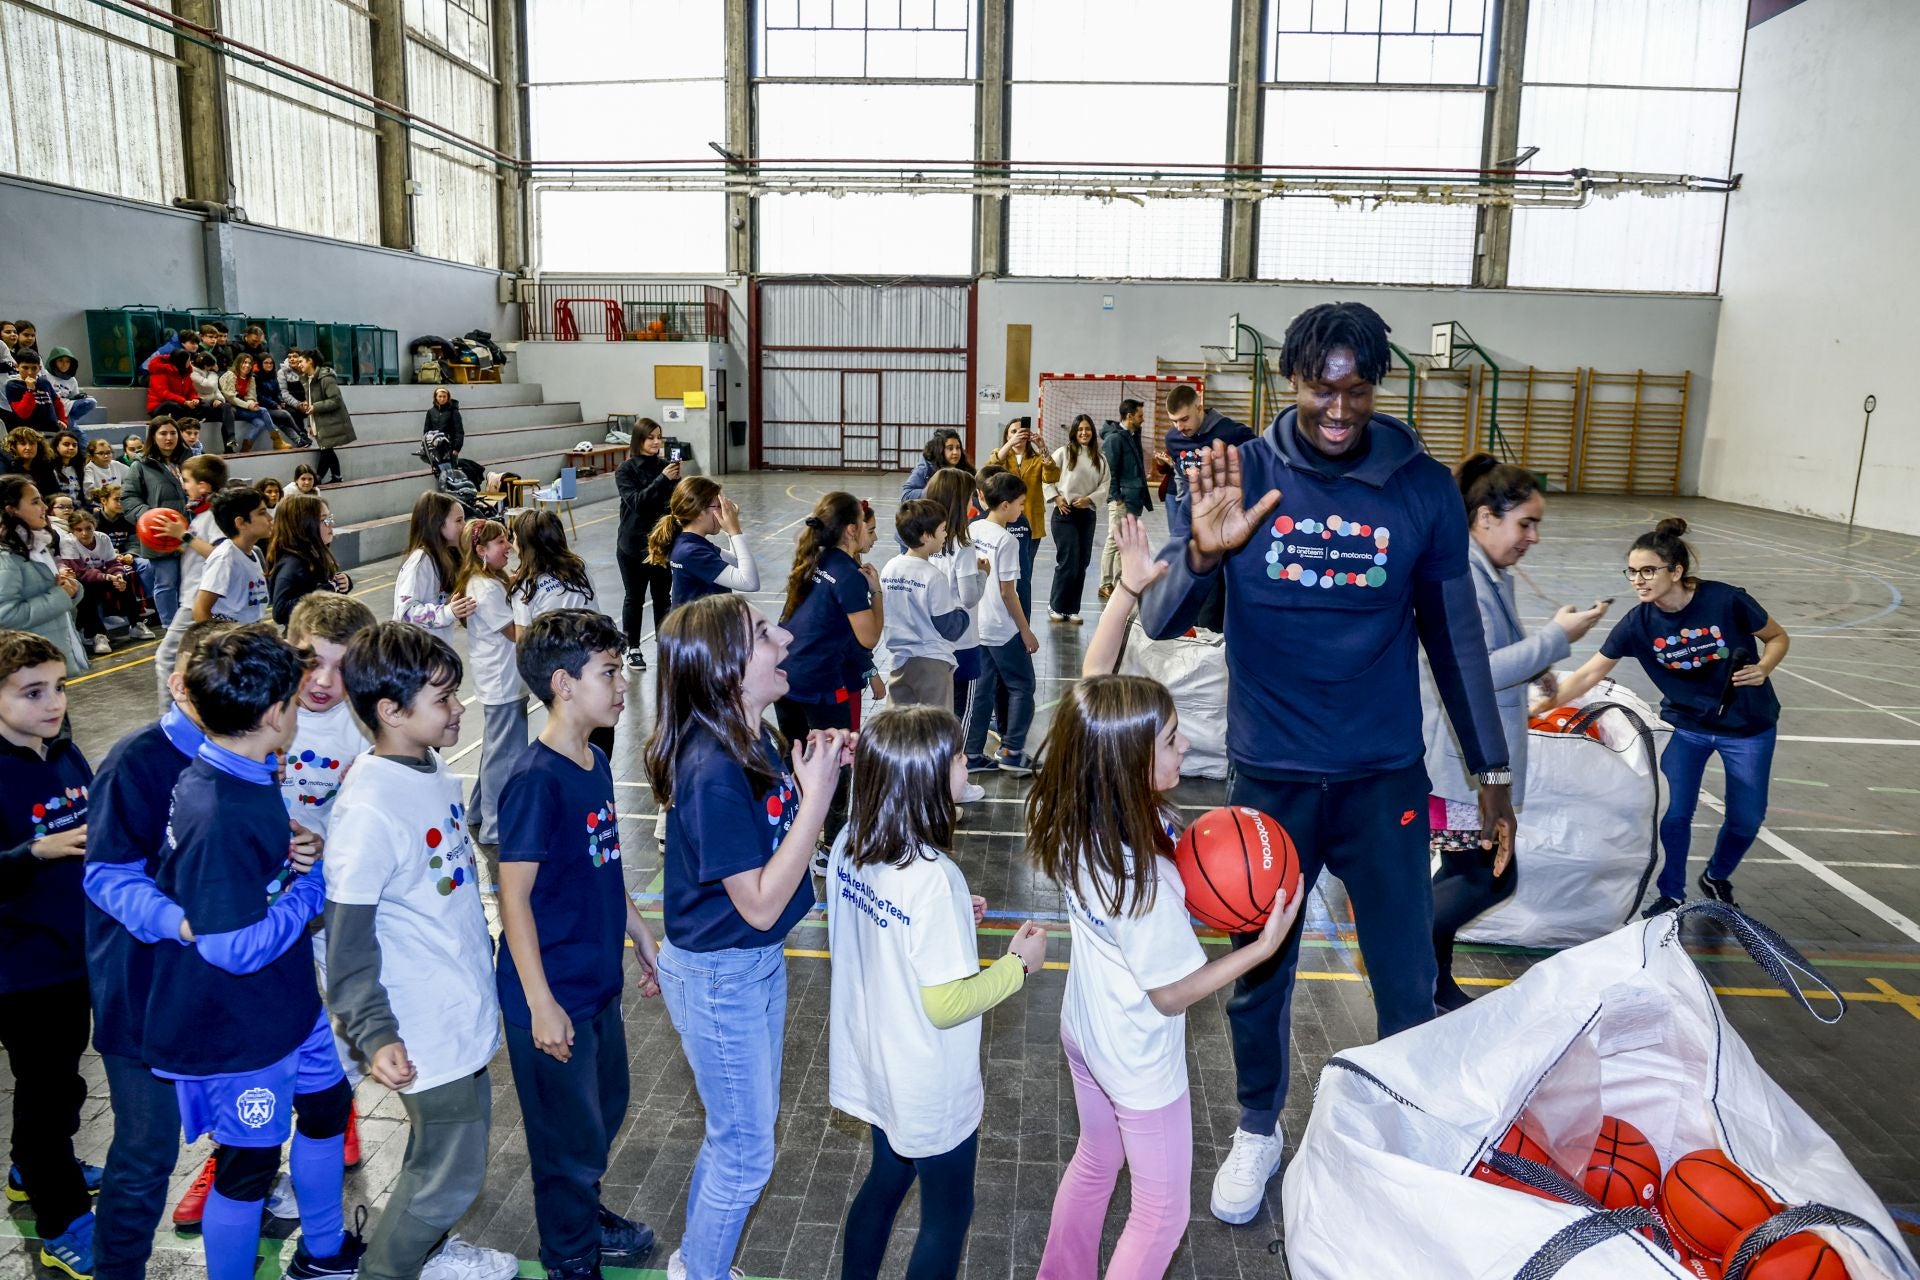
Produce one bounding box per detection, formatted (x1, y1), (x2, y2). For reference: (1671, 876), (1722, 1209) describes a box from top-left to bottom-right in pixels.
(3, 174), (516, 383)
(975, 279), (1723, 491)
(512, 339), (742, 474)
(1698, 0), (1918, 534)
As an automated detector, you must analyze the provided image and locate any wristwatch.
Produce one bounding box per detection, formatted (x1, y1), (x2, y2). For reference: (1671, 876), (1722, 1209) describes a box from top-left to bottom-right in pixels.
(1477, 769), (1513, 787)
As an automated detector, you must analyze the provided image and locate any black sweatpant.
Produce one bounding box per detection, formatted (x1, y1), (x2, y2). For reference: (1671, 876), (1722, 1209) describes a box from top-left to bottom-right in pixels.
(1048, 505), (1097, 618)
(316, 447), (343, 484)
(96, 1052), (181, 1280)
(615, 545), (672, 648)
(840, 1126), (978, 1280)
(774, 695), (855, 841)
(0, 977), (93, 1239)
(1431, 843), (1517, 1010)
(1221, 763), (1435, 1136)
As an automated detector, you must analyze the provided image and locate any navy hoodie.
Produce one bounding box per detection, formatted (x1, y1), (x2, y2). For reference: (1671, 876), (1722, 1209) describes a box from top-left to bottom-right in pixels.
(1140, 408), (1507, 780)
(1163, 408), (1255, 538)
(0, 727), (92, 994)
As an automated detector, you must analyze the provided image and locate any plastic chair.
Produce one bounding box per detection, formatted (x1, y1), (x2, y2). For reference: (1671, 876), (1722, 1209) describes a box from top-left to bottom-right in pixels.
(533, 466), (578, 537)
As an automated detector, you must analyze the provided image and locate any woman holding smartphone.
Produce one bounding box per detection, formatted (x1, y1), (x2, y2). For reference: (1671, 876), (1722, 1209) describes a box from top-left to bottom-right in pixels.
(1421, 454), (1607, 1010)
(614, 418), (679, 669)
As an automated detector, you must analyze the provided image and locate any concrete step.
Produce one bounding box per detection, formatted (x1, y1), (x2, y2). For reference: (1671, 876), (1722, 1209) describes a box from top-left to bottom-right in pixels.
(310, 430), (615, 532)
(221, 419), (593, 491)
(78, 380), (548, 424)
(346, 400), (588, 439)
(334, 469), (616, 567)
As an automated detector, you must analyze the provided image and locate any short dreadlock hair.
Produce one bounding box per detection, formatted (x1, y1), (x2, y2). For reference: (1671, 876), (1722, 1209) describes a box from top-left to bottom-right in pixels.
(1280, 302), (1392, 386)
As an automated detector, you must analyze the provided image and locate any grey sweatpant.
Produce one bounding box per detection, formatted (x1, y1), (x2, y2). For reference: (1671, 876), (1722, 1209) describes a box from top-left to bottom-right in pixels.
(468, 699), (529, 849)
(887, 656), (956, 709)
(360, 1068), (494, 1280)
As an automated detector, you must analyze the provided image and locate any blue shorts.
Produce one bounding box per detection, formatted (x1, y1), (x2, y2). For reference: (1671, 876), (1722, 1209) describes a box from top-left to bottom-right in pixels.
(169, 1010), (344, 1147)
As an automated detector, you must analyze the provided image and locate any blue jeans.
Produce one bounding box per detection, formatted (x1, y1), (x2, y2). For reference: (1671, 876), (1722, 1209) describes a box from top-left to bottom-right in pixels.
(1657, 725), (1777, 900)
(96, 1053), (180, 1280)
(656, 940), (786, 1280)
(147, 554), (182, 627)
(963, 636), (1035, 757)
(232, 408), (276, 449)
(67, 396), (101, 425)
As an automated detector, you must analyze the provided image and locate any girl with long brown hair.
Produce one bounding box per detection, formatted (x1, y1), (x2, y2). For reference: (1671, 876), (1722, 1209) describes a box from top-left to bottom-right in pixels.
(613, 417), (676, 668)
(647, 475), (759, 609)
(264, 493), (351, 625)
(923, 466), (988, 723)
(1026, 675), (1298, 1279)
(394, 490), (474, 647)
(454, 517), (526, 847)
(985, 415), (1061, 618)
(1044, 413), (1107, 623)
(643, 593), (844, 1280)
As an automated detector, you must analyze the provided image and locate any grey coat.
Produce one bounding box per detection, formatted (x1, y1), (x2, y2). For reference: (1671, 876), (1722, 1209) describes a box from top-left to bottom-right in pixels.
(122, 456), (188, 560)
(306, 365), (358, 449)
(0, 550), (86, 674)
(1420, 539), (1569, 809)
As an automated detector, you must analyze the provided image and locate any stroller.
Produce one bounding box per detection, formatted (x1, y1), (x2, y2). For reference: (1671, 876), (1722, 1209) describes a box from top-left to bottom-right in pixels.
(417, 430), (502, 520)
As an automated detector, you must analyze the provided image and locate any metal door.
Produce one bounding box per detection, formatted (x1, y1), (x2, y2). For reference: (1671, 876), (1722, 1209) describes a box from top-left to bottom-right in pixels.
(752, 280), (975, 471)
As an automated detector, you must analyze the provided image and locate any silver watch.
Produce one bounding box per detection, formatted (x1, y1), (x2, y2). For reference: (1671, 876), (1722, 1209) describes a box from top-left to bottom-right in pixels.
(1477, 769), (1513, 787)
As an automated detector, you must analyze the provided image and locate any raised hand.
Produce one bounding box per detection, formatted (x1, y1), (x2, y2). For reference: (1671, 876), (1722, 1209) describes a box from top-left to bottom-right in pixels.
(1113, 514), (1169, 596)
(1186, 441), (1281, 571)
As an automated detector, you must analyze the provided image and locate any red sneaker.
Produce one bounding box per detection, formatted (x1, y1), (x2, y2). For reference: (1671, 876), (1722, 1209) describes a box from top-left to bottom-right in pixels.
(343, 1102), (361, 1169)
(173, 1153), (218, 1228)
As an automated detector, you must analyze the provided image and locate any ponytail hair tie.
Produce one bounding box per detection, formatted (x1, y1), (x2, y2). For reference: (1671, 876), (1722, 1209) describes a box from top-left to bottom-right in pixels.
(803, 515), (826, 532)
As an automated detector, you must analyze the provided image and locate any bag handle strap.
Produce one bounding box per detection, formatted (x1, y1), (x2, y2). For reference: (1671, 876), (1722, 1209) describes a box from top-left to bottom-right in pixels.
(1723, 1202), (1915, 1280)
(1511, 1206), (1673, 1279)
(1669, 902), (1847, 1024)
(1559, 699), (1665, 923)
(1485, 1151), (1602, 1210)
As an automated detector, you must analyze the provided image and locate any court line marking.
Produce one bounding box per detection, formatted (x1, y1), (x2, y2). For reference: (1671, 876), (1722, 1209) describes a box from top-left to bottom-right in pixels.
(1699, 790), (1920, 945)
(1776, 735), (1920, 746)
(1773, 667), (1920, 732)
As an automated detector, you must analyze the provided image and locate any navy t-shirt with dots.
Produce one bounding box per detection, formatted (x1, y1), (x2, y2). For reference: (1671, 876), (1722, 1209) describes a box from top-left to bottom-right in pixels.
(1599, 580), (1781, 736)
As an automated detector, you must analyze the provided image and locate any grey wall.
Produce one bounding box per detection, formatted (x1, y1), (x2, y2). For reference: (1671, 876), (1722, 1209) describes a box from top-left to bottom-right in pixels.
(976, 279), (1723, 491)
(1699, 0), (1918, 535)
(2, 174), (517, 383)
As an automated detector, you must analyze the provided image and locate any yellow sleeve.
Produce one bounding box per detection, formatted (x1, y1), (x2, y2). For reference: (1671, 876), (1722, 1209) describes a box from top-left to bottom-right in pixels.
(918, 952), (1026, 1029)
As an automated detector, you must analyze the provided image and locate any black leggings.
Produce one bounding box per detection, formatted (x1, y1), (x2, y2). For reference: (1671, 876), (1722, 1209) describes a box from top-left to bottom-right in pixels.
(840, 1126), (978, 1280)
(615, 545), (672, 647)
(0, 978), (94, 1239)
(1431, 843), (1517, 1011)
(315, 448), (343, 484)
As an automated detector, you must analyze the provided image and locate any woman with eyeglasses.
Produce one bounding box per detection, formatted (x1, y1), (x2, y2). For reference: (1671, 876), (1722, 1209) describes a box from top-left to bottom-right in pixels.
(265, 493), (352, 625)
(1548, 517), (1790, 916)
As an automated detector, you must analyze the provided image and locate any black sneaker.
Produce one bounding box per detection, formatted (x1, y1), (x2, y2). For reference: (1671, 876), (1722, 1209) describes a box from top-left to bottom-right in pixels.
(1641, 895), (1684, 919)
(285, 1210), (368, 1280)
(624, 647), (647, 670)
(546, 1251), (602, 1280)
(1696, 872), (1738, 906)
(596, 1205), (655, 1261)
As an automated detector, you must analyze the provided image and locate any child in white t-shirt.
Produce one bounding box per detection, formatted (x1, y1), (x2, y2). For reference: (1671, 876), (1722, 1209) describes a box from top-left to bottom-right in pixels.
(192, 488), (271, 625)
(394, 491), (474, 647)
(326, 620), (513, 1280)
(878, 500), (973, 709)
(455, 518), (526, 853)
(148, 456), (235, 712)
(826, 705), (1048, 1280)
(963, 471), (1039, 774)
(508, 509), (611, 759)
(1025, 675), (1300, 1279)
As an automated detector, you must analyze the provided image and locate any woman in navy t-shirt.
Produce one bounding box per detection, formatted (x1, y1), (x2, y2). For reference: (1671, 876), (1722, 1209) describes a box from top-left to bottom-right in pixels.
(1550, 518), (1790, 916)
(643, 593), (847, 1280)
(646, 475), (761, 609)
(774, 492), (884, 851)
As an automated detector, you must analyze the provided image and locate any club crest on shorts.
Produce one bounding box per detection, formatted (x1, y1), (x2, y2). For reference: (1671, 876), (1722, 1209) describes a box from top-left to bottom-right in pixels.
(236, 1087), (276, 1129)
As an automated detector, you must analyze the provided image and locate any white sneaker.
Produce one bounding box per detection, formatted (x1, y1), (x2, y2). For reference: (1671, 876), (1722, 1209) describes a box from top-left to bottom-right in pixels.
(812, 843), (831, 876)
(958, 781), (986, 804)
(1210, 1127), (1284, 1224)
(420, 1236), (518, 1280)
(666, 1249), (744, 1280)
(91, 634), (112, 656)
(264, 1172), (299, 1220)
(132, 621), (157, 639)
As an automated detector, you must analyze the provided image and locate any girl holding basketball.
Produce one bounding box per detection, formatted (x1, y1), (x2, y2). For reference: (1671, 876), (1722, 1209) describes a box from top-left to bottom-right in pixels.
(826, 705), (1048, 1280)
(1548, 517), (1789, 916)
(1027, 676), (1300, 1279)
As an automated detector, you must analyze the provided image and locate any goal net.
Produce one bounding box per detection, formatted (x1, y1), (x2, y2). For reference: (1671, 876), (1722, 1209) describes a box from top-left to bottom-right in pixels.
(1034, 373), (1204, 461)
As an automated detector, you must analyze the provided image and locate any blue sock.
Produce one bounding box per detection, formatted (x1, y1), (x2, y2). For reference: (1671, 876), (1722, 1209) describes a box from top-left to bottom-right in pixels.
(202, 1188), (266, 1280)
(289, 1132), (345, 1257)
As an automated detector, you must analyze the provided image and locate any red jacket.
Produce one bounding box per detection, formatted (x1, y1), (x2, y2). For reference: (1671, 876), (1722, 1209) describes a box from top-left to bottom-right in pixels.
(144, 352), (196, 412)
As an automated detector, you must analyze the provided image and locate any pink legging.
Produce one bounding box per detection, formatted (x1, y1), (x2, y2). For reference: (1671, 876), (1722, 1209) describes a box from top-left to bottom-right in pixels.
(1036, 1033), (1192, 1279)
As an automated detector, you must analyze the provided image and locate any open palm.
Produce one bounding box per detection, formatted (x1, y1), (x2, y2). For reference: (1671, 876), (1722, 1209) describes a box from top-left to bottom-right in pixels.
(1186, 440), (1281, 562)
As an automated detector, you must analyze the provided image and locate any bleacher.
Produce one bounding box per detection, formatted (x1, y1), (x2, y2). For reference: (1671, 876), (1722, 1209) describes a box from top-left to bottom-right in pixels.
(70, 381), (612, 568)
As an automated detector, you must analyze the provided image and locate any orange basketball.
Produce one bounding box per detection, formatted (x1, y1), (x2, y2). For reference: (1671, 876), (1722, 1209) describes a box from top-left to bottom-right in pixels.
(1529, 705), (1604, 740)
(1663, 1150), (1780, 1259)
(136, 506), (183, 553)
(1724, 1226), (1851, 1280)
(648, 318), (667, 333)
(1470, 1120), (1573, 1202)
(1172, 807), (1299, 932)
(1584, 1116), (1663, 1209)
(1674, 1246), (1725, 1279)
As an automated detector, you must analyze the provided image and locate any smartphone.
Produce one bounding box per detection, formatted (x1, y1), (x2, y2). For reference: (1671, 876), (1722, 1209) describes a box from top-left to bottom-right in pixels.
(1432, 828), (1489, 855)
(1599, 597), (1615, 607)
(669, 447), (682, 462)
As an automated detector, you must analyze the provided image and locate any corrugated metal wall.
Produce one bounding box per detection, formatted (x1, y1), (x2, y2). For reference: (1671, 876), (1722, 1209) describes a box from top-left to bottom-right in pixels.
(406, 0), (499, 267)
(223, 0), (380, 245)
(0, 0), (185, 204)
(758, 281), (971, 470)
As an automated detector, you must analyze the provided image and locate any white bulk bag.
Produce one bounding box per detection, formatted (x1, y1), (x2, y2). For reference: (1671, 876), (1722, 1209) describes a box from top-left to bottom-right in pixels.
(1283, 905), (1918, 1280)
(1461, 681), (1671, 948)
(1117, 621), (1229, 779)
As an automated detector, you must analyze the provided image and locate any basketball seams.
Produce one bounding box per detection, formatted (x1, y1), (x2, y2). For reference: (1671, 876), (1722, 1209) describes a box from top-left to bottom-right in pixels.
(1228, 812), (1264, 927)
(1179, 818), (1262, 933)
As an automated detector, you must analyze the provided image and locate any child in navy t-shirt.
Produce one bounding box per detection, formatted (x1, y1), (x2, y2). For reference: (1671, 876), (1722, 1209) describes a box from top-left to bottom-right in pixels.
(646, 477), (759, 609)
(145, 625), (359, 1280)
(496, 609), (660, 1276)
(0, 630), (97, 1275)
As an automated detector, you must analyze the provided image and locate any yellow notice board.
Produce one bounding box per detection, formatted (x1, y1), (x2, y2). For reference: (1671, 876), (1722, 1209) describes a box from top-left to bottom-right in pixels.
(654, 365), (703, 399)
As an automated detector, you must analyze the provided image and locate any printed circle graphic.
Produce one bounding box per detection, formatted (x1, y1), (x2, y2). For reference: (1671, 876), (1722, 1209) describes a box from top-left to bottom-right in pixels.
(1273, 515), (1294, 536)
(1366, 567), (1387, 587)
(1301, 569), (1318, 587)
(425, 828), (442, 849)
(1267, 563), (1282, 579)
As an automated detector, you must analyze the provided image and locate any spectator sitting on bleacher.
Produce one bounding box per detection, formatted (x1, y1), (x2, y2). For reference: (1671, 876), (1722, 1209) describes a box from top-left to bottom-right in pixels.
(15, 323), (37, 355)
(2, 351), (68, 433)
(188, 352), (234, 451)
(48, 431), (86, 503)
(221, 353), (279, 453)
(43, 349), (98, 426)
(120, 434), (145, 467)
(0, 321), (15, 365)
(199, 322), (234, 371)
(144, 335), (202, 412)
(424, 386), (464, 455)
(255, 354), (310, 446)
(239, 324), (271, 364)
(289, 349), (355, 483)
(5, 426), (59, 494)
(85, 438), (130, 496)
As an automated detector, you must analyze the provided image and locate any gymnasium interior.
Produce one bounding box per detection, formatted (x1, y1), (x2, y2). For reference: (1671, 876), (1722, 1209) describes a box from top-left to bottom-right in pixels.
(5, 0), (1919, 1277)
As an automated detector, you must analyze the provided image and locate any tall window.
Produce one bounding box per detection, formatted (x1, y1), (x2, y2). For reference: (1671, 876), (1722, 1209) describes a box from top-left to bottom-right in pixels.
(406, 0), (500, 266)
(754, 1), (976, 275)
(527, 0), (726, 273)
(1508, 0), (1745, 292)
(1258, 0), (1494, 285)
(1006, 0), (1232, 278)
